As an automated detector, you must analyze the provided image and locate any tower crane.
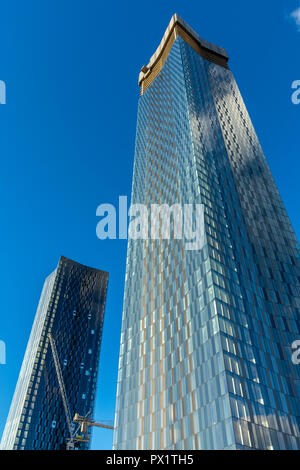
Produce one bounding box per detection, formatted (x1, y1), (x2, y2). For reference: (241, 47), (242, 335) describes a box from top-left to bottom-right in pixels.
(48, 333), (114, 450)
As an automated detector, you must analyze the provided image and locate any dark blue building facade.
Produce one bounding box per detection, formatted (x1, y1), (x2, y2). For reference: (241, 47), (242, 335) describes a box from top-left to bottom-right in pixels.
(1, 256), (108, 450)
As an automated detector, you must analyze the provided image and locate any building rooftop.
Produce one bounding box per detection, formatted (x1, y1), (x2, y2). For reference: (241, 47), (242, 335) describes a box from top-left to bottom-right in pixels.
(138, 14), (229, 94)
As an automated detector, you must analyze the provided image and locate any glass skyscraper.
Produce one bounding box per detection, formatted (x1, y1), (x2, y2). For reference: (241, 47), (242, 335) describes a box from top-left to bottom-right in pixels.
(113, 14), (300, 450)
(1, 256), (108, 450)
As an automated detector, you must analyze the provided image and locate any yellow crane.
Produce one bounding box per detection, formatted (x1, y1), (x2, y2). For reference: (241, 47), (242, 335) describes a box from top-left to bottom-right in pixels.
(48, 333), (114, 449)
(73, 413), (113, 440)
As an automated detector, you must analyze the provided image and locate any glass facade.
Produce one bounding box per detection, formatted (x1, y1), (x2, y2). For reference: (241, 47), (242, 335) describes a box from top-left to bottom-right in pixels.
(113, 15), (300, 450)
(1, 256), (108, 450)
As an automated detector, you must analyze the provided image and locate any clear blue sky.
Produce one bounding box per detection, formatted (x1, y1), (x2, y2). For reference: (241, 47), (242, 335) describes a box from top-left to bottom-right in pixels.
(0, 0), (299, 450)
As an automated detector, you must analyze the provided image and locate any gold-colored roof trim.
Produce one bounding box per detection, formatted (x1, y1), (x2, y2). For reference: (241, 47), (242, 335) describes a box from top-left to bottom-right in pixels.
(139, 14), (229, 95)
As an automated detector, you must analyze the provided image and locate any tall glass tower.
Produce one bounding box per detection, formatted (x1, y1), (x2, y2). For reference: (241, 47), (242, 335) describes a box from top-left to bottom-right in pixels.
(113, 14), (300, 450)
(1, 256), (108, 450)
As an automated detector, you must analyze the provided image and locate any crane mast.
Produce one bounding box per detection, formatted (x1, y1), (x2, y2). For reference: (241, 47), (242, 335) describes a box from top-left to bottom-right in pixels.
(48, 333), (113, 449)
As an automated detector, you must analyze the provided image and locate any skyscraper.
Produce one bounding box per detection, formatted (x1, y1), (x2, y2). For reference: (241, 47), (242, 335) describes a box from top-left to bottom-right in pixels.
(113, 14), (300, 450)
(1, 256), (108, 450)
